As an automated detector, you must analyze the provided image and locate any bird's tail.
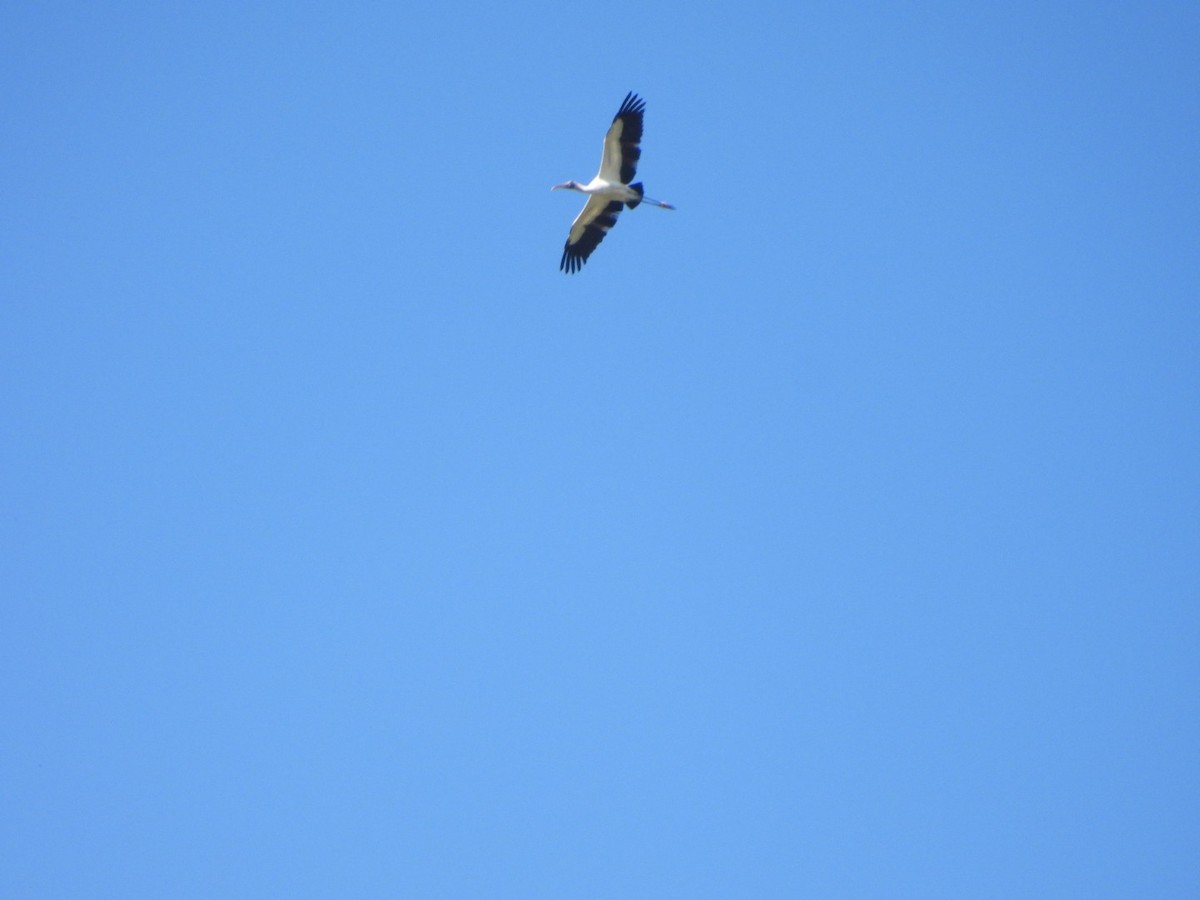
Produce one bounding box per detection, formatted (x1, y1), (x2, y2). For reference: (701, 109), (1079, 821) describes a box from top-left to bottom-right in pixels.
(626, 183), (644, 209)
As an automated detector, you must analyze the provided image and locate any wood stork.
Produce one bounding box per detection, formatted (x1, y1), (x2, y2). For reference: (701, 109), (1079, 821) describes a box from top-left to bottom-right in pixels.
(553, 92), (674, 274)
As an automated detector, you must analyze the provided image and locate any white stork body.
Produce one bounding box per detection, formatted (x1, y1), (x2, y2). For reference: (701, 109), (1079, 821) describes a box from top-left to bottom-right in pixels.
(553, 92), (674, 274)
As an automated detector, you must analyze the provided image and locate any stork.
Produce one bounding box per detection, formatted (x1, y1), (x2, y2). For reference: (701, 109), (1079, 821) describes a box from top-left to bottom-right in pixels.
(553, 92), (674, 274)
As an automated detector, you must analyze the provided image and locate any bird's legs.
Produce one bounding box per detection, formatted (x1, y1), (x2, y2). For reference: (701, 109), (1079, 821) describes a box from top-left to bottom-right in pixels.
(641, 195), (676, 210)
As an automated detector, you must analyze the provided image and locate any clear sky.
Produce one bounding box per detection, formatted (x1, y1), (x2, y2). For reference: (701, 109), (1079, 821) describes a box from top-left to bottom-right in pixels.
(3, 2), (1198, 896)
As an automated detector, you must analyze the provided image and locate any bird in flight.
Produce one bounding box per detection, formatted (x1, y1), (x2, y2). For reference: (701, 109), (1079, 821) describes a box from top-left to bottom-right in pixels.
(552, 92), (674, 274)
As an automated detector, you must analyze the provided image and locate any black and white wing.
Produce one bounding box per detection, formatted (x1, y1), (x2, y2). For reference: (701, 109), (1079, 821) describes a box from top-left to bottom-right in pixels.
(597, 92), (645, 185)
(560, 196), (624, 274)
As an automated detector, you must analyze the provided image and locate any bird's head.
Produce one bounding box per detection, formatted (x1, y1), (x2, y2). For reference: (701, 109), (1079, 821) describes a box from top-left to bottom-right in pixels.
(551, 181), (579, 192)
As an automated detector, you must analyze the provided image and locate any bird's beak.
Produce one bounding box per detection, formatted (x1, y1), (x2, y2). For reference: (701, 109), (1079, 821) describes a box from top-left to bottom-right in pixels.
(551, 183), (568, 191)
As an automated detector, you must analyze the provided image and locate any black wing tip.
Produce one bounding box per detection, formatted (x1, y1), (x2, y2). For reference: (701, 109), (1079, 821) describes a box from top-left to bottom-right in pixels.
(616, 91), (646, 118)
(560, 249), (583, 273)
(560, 242), (586, 273)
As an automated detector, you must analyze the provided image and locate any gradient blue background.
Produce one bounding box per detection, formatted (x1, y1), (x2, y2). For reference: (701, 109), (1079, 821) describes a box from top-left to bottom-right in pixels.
(3, 2), (1198, 896)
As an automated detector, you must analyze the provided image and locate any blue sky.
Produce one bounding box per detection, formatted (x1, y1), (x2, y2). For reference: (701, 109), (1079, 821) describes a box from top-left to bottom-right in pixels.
(3, 1), (1198, 896)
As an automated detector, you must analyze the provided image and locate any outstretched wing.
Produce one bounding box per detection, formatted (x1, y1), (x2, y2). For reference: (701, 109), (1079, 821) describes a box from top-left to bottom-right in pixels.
(597, 92), (645, 185)
(561, 197), (625, 274)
